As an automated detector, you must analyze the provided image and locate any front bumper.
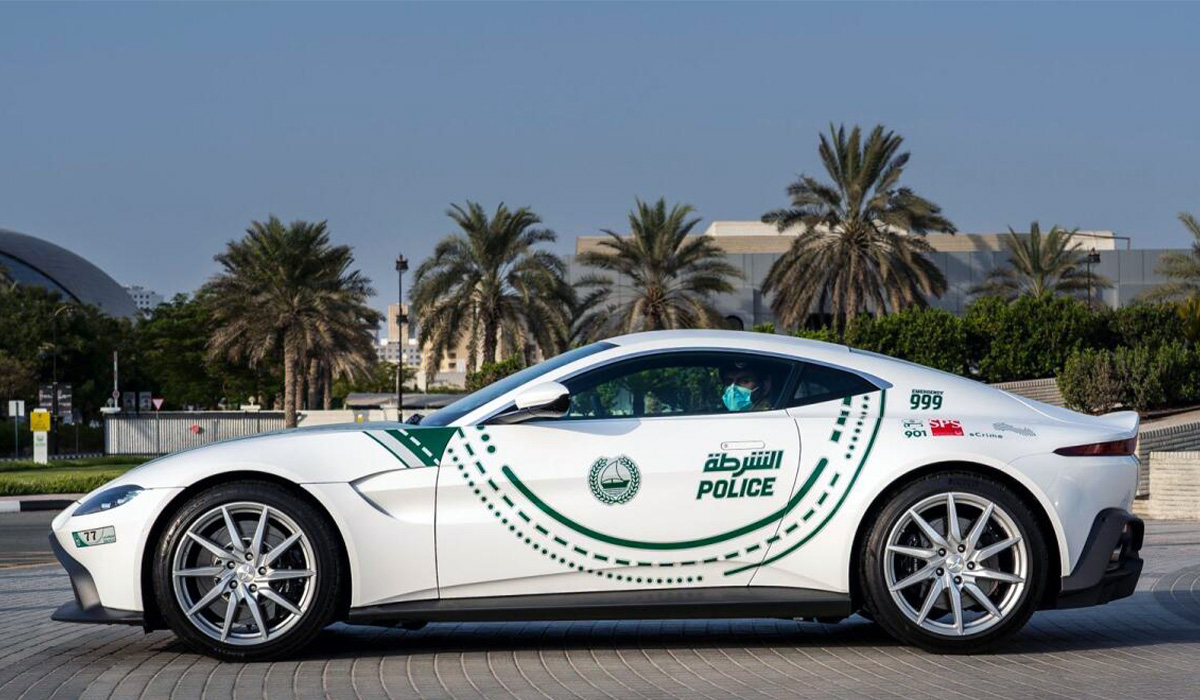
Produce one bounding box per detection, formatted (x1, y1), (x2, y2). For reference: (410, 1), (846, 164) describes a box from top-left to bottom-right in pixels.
(1052, 508), (1144, 610)
(49, 534), (144, 626)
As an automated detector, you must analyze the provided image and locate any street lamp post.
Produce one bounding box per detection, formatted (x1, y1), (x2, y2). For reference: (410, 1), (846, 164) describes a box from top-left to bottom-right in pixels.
(50, 304), (73, 456)
(395, 254), (409, 423)
(1085, 247), (1101, 307)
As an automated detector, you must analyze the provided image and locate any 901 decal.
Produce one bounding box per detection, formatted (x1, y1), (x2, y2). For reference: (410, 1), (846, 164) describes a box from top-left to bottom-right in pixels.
(909, 389), (944, 410)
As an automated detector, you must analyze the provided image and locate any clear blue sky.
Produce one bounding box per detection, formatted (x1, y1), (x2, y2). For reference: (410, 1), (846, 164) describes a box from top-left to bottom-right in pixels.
(1, 2), (1198, 313)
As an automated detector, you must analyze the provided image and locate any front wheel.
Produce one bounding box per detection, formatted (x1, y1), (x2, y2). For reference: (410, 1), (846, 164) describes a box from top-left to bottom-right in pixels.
(153, 481), (344, 661)
(860, 472), (1047, 653)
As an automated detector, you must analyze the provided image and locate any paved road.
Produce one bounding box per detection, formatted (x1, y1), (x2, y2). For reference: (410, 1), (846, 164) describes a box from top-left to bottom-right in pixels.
(0, 511), (56, 569)
(2, 520), (1199, 699)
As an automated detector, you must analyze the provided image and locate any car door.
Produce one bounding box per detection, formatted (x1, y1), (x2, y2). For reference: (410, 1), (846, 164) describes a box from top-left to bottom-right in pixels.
(435, 350), (806, 599)
(747, 360), (887, 588)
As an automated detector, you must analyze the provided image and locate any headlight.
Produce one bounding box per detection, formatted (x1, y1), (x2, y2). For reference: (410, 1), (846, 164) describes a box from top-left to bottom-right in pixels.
(74, 485), (143, 516)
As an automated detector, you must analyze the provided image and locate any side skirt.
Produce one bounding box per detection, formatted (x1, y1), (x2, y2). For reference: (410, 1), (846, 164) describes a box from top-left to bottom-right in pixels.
(346, 586), (852, 625)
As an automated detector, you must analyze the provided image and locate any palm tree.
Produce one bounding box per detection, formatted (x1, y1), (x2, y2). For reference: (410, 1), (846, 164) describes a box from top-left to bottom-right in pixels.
(564, 278), (614, 347)
(575, 198), (741, 337)
(204, 217), (381, 427)
(972, 222), (1112, 301)
(410, 202), (573, 380)
(1140, 211), (1200, 302)
(761, 123), (955, 332)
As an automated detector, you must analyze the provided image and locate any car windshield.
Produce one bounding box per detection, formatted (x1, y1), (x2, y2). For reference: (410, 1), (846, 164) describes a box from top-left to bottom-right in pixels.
(419, 342), (617, 426)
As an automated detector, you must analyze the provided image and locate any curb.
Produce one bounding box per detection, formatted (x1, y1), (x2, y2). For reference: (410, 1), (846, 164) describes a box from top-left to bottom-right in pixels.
(0, 497), (78, 513)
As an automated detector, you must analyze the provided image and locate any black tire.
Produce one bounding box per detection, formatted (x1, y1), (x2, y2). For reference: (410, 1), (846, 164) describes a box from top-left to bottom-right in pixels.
(153, 480), (344, 661)
(860, 471), (1047, 654)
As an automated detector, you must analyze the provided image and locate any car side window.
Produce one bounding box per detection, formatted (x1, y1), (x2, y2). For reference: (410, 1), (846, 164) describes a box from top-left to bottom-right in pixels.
(789, 362), (878, 408)
(560, 352), (796, 419)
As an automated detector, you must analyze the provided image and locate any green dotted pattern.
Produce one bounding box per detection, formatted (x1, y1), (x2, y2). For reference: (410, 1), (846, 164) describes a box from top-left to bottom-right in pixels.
(453, 390), (886, 579)
(446, 441), (703, 586)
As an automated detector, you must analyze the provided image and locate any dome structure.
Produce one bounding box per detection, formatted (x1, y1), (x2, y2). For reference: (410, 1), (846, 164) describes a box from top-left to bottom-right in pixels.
(0, 227), (138, 318)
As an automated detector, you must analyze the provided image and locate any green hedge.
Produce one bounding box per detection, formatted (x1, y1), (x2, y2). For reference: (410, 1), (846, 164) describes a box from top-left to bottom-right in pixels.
(1059, 342), (1200, 414)
(770, 296), (1200, 412)
(846, 308), (968, 375)
(465, 357), (525, 392)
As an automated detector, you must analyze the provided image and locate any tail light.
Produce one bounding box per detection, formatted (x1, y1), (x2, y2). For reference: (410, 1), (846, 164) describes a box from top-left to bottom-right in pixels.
(1054, 437), (1137, 457)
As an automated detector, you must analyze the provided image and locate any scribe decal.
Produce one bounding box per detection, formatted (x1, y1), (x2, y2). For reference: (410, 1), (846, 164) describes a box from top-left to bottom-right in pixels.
(995, 422), (1036, 437)
(697, 449), (782, 499)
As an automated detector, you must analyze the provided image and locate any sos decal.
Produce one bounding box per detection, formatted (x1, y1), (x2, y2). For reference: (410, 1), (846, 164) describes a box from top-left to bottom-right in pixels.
(697, 449), (782, 499)
(909, 389), (944, 410)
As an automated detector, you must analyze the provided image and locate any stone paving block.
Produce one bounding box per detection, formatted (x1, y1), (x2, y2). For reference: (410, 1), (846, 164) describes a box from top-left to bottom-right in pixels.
(0, 521), (1198, 699)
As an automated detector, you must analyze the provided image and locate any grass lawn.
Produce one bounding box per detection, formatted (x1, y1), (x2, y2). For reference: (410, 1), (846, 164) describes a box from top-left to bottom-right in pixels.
(0, 456), (149, 497)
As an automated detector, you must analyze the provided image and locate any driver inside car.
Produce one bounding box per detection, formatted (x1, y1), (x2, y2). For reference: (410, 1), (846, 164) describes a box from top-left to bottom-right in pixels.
(720, 361), (774, 412)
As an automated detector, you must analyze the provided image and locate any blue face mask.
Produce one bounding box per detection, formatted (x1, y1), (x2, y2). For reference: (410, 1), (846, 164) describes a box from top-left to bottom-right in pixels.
(722, 383), (755, 412)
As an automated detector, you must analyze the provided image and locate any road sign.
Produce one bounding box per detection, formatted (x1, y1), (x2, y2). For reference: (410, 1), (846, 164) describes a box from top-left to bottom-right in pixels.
(38, 385), (54, 409)
(30, 409), (50, 432)
(138, 392), (152, 412)
(152, 398), (164, 411)
(8, 400), (23, 458)
(55, 384), (72, 417)
(122, 392), (137, 412)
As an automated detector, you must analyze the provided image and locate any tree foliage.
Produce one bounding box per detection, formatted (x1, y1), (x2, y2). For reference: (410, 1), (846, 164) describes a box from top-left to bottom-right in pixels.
(972, 222), (1112, 301)
(203, 217), (381, 427)
(575, 198), (741, 339)
(1141, 211), (1200, 303)
(410, 202), (573, 379)
(761, 123), (954, 331)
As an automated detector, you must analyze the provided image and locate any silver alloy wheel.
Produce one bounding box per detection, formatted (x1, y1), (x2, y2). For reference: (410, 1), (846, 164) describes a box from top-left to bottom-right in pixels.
(171, 501), (316, 646)
(883, 492), (1028, 637)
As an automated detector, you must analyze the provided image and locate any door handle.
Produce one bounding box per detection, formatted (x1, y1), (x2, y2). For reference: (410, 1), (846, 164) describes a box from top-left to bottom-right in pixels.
(720, 440), (765, 451)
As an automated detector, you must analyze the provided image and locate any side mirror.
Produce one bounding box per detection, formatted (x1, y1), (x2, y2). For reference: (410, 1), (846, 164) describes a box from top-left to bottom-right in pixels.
(492, 382), (570, 424)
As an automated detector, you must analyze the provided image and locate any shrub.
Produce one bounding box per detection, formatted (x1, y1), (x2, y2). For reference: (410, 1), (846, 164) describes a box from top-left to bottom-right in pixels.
(789, 327), (840, 343)
(1114, 342), (1196, 412)
(1106, 303), (1184, 350)
(845, 308), (968, 375)
(964, 295), (1106, 382)
(1061, 342), (1199, 414)
(1060, 349), (1120, 415)
(465, 357), (524, 392)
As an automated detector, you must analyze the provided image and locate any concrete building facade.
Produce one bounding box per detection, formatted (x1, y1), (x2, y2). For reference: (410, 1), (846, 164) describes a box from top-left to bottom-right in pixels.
(570, 221), (1182, 328)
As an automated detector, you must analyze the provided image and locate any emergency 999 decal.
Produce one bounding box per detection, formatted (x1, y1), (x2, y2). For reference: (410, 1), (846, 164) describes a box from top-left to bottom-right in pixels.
(909, 389), (944, 410)
(697, 449), (782, 499)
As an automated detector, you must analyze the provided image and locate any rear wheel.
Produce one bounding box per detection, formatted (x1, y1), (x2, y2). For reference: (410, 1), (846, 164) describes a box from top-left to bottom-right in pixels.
(861, 472), (1047, 653)
(153, 481), (343, 661)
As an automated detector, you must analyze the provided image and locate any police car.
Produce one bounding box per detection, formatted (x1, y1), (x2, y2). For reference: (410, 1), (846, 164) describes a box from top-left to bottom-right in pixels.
(50, 330), (1144, 660)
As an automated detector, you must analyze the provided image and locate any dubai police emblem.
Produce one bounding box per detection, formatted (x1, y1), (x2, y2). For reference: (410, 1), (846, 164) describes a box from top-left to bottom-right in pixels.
(588, 455), (640, 505)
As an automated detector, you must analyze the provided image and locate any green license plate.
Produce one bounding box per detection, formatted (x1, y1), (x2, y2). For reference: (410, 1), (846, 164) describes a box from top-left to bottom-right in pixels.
(72, 526), (116, 548)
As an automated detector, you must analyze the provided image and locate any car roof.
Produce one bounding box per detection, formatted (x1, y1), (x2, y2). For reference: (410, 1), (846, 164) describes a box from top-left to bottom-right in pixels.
(605, 329), (851, 355)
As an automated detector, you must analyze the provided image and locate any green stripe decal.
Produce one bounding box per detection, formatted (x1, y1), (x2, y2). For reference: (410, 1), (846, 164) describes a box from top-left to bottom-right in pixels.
(501, 457), (828, 551)
(364, 432), (410, 464)
(724, 389), (887, 576)
(386, 429), (436, 466)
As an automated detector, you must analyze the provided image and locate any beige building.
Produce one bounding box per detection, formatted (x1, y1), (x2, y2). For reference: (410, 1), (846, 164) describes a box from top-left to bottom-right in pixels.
(575, 221), (1122, 256)
(570, 220), (1171, 325)
(385, 303), (472, 388)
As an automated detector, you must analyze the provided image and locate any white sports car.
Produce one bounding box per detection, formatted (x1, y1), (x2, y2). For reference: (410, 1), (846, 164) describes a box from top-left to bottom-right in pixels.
(50, 330), (1144, 660)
